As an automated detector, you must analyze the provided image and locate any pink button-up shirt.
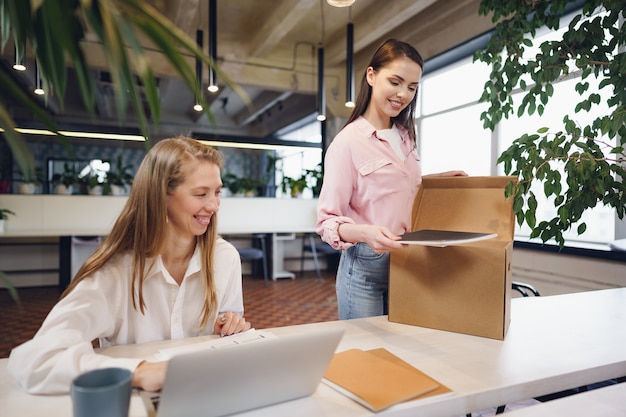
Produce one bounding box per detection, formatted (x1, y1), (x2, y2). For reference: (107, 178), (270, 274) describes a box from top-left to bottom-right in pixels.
(316, 117), (422, 250)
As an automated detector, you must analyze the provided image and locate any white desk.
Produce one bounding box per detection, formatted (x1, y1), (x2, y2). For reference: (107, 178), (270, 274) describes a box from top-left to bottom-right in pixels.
(1, 288), (625, 417)
(272, 232), (297, 279)
(503, 382), (626, 416)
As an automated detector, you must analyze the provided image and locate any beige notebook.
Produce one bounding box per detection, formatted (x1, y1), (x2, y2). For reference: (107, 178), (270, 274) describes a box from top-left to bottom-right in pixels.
(323, 348), (450, 412)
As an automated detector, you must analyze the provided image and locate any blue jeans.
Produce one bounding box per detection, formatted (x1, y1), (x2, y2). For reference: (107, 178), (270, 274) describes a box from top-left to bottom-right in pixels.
(336, 242), (389, 320)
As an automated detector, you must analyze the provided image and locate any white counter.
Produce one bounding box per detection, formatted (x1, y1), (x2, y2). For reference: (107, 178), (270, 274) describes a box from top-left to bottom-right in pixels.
(0, 194), (318, 236)
(0, 195), (319, 286)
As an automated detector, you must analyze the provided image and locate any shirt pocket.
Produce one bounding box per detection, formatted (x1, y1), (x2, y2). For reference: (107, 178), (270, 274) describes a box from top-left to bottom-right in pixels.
(357, 158), (392, 177)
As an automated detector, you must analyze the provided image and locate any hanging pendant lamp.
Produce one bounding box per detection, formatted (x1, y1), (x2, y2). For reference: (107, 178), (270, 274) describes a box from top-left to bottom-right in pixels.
(193, 29), (204, 111)
(345, 20), (355, 108)
(207, 0), (219, 93)
(13, 45), (26, 71)
(327, 0), (356, 7)
(34, 63), (44, 95)
(317, 46), (326, 122)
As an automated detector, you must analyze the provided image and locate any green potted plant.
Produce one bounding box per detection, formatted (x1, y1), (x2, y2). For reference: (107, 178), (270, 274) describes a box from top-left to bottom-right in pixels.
(281, 174), (308, 198)
(86, 173), (105, 195)
(240, 177), (263, 197)
(0, 208), (15, 232)
(222, 173), (243, 197)
(17, 167), (43, 194)
(222, 173), (263, 197)
(106, 155), (134, 196)
(80, 164), (107, 196)
(304, 164), (323, 197)
(51, 163), (78, 195)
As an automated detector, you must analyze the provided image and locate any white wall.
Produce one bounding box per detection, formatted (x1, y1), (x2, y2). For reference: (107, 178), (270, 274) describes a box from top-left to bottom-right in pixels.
(512, 248), (625, 296)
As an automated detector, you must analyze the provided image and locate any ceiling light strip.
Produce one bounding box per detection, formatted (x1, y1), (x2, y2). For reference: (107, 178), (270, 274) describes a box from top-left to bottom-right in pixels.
(8, 128), (146, 141)
(4, 129), (319, 151)
(199, 140), (321, 152)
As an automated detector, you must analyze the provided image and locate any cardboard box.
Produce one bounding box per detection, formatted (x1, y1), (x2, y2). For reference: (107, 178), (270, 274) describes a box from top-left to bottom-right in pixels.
(388, 176), (516, 340)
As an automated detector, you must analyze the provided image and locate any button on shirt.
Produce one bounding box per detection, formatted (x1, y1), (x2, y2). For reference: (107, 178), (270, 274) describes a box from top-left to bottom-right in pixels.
(316, 117), (422, 250)
(8, 238), (243, 394)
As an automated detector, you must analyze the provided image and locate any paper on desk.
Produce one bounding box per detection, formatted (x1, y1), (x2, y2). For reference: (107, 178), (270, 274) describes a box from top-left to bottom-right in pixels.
(154, 329), (275, 360)
(323, 348), (452, 412)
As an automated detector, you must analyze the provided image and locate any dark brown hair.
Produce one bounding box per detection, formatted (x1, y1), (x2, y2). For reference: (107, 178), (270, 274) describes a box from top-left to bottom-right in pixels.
(345, 38), (424, 141)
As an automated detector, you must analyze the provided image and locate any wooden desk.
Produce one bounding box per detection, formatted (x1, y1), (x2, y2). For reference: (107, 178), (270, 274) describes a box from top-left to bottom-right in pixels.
(1, 288), (625, 417)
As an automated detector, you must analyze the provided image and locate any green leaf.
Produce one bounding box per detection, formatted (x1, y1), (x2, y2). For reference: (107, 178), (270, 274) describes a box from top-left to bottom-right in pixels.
(0, 271), (20, 305)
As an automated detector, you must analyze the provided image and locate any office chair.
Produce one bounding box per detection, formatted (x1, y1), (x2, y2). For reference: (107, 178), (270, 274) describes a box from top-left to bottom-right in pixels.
(236, 234), (269, 285)
(512, 281), (541, 297)
(300, 233), (339, 282)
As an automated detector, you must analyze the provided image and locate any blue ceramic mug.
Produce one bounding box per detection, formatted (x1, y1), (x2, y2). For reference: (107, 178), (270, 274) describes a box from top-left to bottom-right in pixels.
(70, 367), (132, 417)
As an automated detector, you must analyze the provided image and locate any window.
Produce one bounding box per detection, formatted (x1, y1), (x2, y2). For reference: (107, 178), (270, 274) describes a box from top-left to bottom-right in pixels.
(276, 120), (323, 198)
(417, 10), (620, 245)
(498, 75), (616, 243)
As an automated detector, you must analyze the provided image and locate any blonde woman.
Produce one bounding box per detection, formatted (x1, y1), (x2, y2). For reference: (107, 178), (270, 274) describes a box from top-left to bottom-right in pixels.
(9, 137), (250, 394)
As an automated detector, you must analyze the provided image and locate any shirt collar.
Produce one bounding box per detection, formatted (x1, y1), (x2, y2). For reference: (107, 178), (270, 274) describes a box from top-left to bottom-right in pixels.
(145, 245), (202, 282)
(354, 116), (410, 141)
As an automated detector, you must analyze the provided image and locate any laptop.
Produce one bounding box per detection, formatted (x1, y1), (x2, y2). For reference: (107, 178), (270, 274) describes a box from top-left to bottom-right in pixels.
(141, 327), (344, 417)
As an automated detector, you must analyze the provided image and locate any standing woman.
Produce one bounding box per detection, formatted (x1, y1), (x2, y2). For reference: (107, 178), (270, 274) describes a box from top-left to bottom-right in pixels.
(316, 39), (466, 320)
(9, 137), (250, 394)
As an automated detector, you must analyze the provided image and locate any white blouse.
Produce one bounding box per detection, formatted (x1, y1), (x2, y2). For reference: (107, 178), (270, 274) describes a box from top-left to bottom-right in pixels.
(8, 238), (243, 394)
(376, 124), (405, 161)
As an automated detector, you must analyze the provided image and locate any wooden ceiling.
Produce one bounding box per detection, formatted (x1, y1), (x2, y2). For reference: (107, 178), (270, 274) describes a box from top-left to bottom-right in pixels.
(1, 0), (496, 141)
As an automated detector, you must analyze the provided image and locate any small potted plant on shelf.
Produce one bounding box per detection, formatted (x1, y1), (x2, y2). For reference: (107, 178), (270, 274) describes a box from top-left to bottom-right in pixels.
(281, 173), (308, 198)
(82, 165), (107, 196)
(86, 173), (105, 195)
(0, 208), (15, 232)
(304, 164), (323, 197)
(17, 167), (44, 194)
(52, 163), (78, 195)
(221, 173), (241, 197)
(106, 155), (134, 196)
(240, 177), (263, 197)
(221, 173), (263, 197)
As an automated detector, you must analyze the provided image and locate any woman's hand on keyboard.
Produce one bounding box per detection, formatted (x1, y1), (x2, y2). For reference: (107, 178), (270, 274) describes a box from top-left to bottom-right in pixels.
(132, 360), (168, 392)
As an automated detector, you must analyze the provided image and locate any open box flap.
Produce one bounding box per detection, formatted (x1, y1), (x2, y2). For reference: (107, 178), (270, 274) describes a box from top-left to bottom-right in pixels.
(411, 176), (516, 242)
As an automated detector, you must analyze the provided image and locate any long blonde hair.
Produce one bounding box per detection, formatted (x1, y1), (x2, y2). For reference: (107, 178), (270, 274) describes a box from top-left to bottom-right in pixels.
(62, 136), (224, 330)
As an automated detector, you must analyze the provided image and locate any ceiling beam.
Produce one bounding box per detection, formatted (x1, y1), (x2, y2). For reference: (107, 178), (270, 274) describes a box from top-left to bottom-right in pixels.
(247, 0), (318, 59)
(324, 0), (439, 66)
(236, 91), (293, 126)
